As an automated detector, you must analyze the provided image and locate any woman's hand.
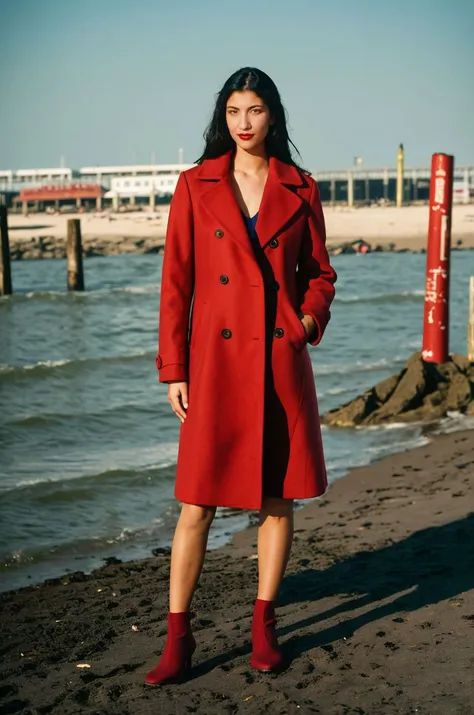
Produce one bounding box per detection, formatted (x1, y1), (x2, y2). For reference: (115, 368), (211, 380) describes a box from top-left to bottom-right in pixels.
(167, 381), (189, 422)
(300, 314), (317, 340)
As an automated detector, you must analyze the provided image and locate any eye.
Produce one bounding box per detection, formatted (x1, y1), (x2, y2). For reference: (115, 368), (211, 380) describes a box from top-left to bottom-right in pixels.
(227, 108), (238, 115)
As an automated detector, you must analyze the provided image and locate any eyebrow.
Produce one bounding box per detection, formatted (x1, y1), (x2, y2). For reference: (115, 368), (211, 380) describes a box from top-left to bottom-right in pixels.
(226, 104), (265, 110)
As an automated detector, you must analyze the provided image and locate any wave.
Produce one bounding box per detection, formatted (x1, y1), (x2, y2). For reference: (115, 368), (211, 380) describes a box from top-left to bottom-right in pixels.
(0, 348), (155, 381)
(0, 283), (160, 303)
(336, 289), (424, 305)
(0, 519), (168, 568)
(8, 401), (160, 429)
(320, 385), (360, 398)
(431, 411), (474, 434)
(315, 355), (406, 377)
(1, 445), (178, 496)
(0, 499), (240, 572)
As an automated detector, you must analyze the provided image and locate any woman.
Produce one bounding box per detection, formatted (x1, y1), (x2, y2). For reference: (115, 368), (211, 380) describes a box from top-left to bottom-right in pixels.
(146, 67), (337, 685)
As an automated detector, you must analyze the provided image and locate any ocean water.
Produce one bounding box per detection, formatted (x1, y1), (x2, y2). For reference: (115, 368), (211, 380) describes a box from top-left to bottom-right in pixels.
(1, 250), (473, 593)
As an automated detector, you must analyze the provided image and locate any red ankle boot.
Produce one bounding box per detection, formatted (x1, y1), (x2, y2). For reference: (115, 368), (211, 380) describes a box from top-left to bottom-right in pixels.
(145, 610), (196, 685)
(250, 599), (285, 672)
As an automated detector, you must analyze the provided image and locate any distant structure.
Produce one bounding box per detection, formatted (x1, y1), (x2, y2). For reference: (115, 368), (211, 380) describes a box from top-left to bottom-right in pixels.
(80, 163), (194, 195)
(0, 164), (193, 212)
(0, 161), (472, 210)
(313, 164), (472, 206)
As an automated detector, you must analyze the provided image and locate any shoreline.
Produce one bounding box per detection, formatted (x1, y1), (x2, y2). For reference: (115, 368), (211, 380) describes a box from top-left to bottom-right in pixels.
(1, 427), (473, 714)
(5, 203), (474, 259)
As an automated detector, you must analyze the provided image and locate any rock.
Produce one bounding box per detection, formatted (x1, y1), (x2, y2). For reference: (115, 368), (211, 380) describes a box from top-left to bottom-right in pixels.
(431, 360), (459, 383)
(374, 374), (399, 403)
(370, 355), (427, 421)
(423, 392), (443, 408)
(323, 391), (376, 427)
(451, 354), (472, 373)
(445, 373), (472, 411)
(102, 556), (123, 566)
(23, 249), (43, 260)
(152, 547), (171, 557)
(322, 351), (474, 427)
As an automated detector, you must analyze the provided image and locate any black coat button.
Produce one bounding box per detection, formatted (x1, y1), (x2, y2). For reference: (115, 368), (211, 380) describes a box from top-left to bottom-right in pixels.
(270, 280), (279, 291)
(215, 229), (224, 238)
(269, 238), (279, 248)
(219, 274), (229, 284)
(221, 328), (232, 339)
(273, 328), (284, 338)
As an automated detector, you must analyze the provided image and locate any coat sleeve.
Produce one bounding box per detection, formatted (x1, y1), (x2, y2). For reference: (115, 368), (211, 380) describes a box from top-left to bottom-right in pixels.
(156, 172), (194, 382)
(296, 177), (337, 346)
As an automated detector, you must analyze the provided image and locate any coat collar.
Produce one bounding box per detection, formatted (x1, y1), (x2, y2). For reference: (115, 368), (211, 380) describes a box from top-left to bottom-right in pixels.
(195, 150), (308, 254)
(196, 149), (305, 186)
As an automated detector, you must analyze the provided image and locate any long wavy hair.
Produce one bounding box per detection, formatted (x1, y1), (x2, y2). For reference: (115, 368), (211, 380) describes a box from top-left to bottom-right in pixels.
(196, 67), (309, 175)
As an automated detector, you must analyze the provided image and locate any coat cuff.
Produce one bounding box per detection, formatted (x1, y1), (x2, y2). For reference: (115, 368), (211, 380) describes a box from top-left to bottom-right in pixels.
(156, 356), (188, 383)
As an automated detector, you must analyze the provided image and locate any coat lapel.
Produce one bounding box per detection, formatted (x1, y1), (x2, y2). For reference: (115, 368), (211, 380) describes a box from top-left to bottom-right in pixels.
(196, 152), (253, 258)
(196, 151), (309, 256)
(255, 157), (307, 250)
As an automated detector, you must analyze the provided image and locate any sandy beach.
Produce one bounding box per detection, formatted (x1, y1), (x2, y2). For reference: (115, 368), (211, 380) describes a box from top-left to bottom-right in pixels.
(1, 426), (473, 715)
(6, 203), (474, 256)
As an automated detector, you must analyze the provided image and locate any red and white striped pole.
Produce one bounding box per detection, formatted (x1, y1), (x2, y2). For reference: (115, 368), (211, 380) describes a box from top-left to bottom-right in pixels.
(421, 153), (454, 364)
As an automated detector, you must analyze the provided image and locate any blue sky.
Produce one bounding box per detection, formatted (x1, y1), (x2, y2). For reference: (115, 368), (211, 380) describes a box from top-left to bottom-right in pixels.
(1, 0), (472, 171)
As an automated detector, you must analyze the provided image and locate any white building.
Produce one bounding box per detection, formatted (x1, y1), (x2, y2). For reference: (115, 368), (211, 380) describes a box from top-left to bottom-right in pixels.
(106, 170), (191, 199)
(79, 164), (194, 192)
(0, 168), (79, 191)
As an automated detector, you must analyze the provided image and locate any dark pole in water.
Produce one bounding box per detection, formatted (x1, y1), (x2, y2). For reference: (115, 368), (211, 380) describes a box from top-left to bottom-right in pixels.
(0, 205), (12, 296)
(422, 153), (454, 363)
(66, 218), (84, 291)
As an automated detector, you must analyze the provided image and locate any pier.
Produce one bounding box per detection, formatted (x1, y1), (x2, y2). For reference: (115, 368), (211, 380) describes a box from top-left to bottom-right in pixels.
(1, 162), (472, 212)
(313, 165), (473, 206)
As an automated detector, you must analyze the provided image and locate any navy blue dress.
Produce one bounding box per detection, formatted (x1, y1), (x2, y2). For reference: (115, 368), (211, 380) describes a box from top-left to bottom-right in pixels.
(242, 211), (259, 241)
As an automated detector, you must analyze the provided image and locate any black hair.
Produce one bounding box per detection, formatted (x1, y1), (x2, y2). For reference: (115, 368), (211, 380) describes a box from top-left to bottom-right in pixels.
(196, 67), (309, 174)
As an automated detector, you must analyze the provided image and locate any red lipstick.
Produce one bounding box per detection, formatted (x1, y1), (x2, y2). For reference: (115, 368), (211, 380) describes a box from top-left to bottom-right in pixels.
(238, 134), (254, 140)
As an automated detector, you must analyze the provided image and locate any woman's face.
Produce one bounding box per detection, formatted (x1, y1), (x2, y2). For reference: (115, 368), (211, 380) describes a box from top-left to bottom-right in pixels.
(225, 90), (273, 152)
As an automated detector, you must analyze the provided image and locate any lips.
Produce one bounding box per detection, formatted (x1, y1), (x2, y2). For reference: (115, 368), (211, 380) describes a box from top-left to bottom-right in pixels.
(238, 134), (254, 140)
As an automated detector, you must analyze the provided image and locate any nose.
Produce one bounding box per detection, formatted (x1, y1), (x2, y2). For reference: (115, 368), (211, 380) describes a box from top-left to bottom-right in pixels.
(238, 112), (252, 131)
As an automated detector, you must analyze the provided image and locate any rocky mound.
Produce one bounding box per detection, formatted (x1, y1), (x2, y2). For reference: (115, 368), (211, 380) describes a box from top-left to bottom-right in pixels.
(326, 238), (468, 256)
(322, 351), (474, 427)
(9, 234), (165, 260)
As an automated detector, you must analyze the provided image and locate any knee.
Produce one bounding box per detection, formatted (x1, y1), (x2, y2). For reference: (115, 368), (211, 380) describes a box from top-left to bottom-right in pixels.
(180, 503), (216, 530)
(260, 496), (294, 522)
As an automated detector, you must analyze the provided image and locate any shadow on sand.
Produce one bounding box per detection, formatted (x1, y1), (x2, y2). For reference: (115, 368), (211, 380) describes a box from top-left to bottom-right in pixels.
(188, 513), (474, 678)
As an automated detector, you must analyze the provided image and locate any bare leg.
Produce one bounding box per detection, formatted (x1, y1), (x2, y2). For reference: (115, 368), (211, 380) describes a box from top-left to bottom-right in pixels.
(169, 503), (217, 612)
(256, 496), (294, 601)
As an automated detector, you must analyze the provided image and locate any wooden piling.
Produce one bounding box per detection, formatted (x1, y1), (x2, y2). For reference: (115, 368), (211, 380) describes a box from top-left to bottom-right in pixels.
(0, 205), (12, 295)
(66, 218), (84, 291)
(396, 143), (404, 208)
(469, 276), (474, 361)
(347, 171), (354, 208)
(383, 169), (389, 202)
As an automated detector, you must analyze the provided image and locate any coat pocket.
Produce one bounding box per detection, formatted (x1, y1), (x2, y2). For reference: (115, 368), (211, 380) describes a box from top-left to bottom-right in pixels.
(287, 306), (308, 351)
(189, 300), (208, 345)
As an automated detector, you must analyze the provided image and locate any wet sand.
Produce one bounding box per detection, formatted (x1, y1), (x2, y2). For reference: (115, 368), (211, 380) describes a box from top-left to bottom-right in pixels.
(1, 427), (473, 714)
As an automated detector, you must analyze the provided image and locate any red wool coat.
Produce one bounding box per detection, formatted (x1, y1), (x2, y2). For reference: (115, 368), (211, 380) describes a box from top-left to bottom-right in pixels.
(156, 150), (337, 509)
